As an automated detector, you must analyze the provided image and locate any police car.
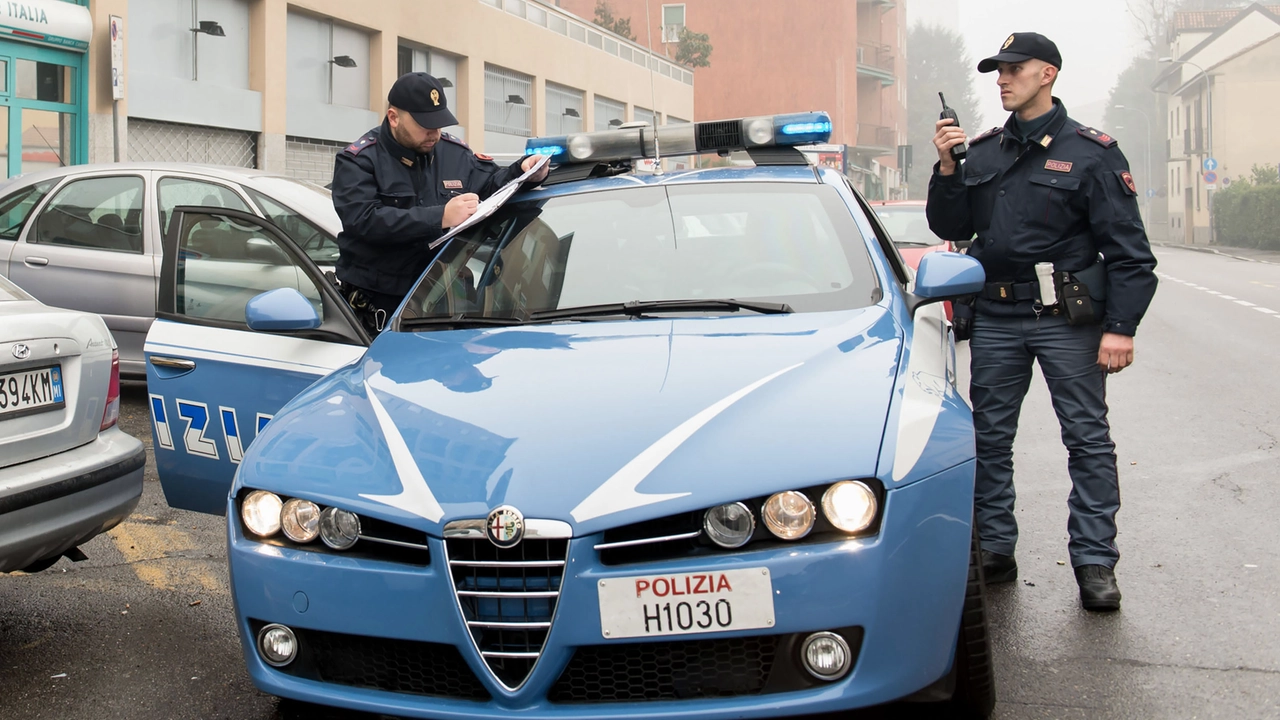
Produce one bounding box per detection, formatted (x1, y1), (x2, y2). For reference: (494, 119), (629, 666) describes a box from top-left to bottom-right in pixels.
(143, 112), (992, 718)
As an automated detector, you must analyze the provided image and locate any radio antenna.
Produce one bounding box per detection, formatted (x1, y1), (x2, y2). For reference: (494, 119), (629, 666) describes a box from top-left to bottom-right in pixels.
(644, 0), (663, 175)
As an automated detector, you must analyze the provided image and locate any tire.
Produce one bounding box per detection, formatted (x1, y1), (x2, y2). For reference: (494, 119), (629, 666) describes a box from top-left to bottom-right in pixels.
(950, 523), (996, 718)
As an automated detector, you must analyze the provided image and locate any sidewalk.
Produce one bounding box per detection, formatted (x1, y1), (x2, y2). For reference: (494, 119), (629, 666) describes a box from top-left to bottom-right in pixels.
(1152, 241), (1280, 265)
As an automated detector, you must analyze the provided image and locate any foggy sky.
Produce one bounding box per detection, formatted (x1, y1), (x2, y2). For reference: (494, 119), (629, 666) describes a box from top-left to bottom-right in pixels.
(912, 0), (1147, 131)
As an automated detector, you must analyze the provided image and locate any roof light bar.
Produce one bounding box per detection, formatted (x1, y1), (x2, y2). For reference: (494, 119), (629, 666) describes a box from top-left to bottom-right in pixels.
(525, 111), (832, 166)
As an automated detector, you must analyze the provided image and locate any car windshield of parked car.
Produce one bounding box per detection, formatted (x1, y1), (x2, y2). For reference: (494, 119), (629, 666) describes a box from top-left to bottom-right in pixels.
(400, 182), (880, 325)
(0, 181), (54, 240)
(245, 177), (340, 266)
(875, 205), (942, 248)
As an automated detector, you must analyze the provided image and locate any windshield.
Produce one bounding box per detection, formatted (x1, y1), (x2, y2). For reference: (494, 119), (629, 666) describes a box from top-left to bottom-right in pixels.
(873, 205), (944, 247)
(244, 177), (340, 265)
(400, 182), (879, 325)
(245, 177), (339, 231)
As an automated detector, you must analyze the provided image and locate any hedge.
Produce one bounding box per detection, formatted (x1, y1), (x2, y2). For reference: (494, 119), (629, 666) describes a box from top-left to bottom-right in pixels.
(1213, 183), (1280, 250)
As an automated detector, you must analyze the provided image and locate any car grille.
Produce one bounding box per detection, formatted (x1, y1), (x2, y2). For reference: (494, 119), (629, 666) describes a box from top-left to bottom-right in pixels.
(286, 626), (490, 700)
(445, 537), (568, 689)
(549, 635), (778, 702)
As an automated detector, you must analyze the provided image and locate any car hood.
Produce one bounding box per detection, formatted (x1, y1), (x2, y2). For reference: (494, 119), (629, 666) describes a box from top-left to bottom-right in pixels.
(243, 308), (904, 536)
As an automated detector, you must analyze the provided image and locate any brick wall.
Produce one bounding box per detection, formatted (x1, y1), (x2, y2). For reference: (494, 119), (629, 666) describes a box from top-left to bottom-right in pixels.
(285, 136), (347, 186)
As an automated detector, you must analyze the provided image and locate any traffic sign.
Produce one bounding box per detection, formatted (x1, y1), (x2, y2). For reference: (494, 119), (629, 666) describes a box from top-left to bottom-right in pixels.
(1206, 185), (1217, 191)
(1204, 171), (1218, 184)
(1203, 158), (1219, 171)
(1146, 189), (1157, 198)
(1223, 176), (1232, 187)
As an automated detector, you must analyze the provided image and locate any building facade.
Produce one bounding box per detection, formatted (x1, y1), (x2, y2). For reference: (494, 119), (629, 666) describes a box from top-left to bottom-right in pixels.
(556, 0), (909, 199)
(1154, 4), (1280, 244)
(10, 0), (694, 184)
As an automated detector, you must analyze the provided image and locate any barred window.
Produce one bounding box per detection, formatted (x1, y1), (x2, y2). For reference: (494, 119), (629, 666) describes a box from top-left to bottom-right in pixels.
(485, 64), (533, 137)
(594, 95), (625, 131)
(545, 83), (584, 136)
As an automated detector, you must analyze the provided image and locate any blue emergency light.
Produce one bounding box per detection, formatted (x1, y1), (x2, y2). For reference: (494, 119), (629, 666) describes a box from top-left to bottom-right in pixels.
(525, 112), (832, 166)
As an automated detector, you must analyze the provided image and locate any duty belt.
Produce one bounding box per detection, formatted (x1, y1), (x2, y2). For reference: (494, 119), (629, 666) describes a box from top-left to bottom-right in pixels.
(982, 281), (1042, 302)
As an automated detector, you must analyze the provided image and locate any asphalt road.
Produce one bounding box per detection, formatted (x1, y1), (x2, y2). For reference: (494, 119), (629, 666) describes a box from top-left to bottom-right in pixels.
(1, 244), (1277, 719)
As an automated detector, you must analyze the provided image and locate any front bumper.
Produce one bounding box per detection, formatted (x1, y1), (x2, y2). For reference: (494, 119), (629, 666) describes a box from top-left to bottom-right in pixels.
(228, 460), (974, 718)
(0, 427), (146, 572)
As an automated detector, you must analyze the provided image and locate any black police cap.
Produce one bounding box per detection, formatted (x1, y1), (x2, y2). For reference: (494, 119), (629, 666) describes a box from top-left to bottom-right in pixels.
(978, 32), (1062, 73)
(388, 72), (458, 129)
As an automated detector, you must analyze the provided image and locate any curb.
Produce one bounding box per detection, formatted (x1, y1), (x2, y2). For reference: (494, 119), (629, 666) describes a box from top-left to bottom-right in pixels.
(1152, 241), (1279, 265)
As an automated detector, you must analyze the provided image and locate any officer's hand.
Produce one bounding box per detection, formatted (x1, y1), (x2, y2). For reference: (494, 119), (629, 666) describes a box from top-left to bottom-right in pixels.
(522, 155), (551, 183)
(934, 119), (968, 176)
(443, 193), (480, 229)
(1098, 333), (1135, 374)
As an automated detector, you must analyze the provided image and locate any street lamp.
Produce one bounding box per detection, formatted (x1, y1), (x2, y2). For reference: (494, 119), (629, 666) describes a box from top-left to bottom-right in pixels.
(1159, 56), (1213, 244)
(1113, 104), (1152, 226)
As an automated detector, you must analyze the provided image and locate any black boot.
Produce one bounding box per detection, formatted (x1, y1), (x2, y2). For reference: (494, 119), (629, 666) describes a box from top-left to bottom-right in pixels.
(980, 549), (1017, 584)
(1074, 564), (1121, 612)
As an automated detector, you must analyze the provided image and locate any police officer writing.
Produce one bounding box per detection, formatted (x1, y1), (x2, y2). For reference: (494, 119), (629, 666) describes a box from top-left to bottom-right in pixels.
(332, 72), (550, 333)
(926, 33), (1157, 612)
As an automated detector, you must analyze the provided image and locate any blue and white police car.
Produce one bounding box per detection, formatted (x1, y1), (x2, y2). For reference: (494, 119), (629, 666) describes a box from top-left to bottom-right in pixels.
(143, 112), (993, 718)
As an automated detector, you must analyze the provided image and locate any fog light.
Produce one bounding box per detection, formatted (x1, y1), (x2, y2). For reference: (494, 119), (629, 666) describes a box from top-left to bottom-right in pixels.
(822, 481), (877, 533)
(703, 502), (755, 549)
(257, 623), (298, 667)
(801, 631), (851, 681)
(242, 491), (283, 538)
(762, 491), (815, 540)
(281, 498), (321, 543)
(319, 507), (361, 550)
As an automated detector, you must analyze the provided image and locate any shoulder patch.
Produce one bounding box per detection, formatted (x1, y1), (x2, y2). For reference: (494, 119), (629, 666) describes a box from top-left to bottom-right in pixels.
(970, 127), (1003, 145)
(440, 132), (470, 149)
(1077, 127), (1118, 148)
(344, 134), (377, 156)
(474, 152), (495, 162)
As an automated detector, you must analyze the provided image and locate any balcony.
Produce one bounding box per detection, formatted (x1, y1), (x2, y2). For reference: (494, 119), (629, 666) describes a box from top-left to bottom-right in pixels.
(856, 43), (895, 86)
(856, 123), (896, 156)
(1184, 128), (1204, 155)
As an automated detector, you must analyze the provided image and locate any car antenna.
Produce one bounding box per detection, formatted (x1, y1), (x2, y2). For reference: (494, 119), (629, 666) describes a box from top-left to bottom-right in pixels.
(644, 0), (663, 176)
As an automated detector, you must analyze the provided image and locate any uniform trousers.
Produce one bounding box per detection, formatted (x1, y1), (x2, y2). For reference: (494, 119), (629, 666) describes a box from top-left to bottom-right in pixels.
(968, 313), (1120, 568)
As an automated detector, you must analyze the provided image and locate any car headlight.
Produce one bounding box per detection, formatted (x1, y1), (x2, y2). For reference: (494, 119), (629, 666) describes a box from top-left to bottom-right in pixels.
(821, 481), (878, 533)
(281, 498), (322, 543)
(762, 491), (815, 540)
(703, 502), (755, 548)
(242, 491), (283, 537)
(319, 507), (361, 550)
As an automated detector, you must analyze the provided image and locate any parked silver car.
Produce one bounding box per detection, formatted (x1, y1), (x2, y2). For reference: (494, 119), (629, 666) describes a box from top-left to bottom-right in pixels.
(0, 274), (145, 573)
(0, 164), (342, 378)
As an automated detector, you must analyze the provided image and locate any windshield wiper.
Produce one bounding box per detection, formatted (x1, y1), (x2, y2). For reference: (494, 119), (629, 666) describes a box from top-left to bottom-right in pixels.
(529, 299), (793, 322)
(398, 313), (527, 330)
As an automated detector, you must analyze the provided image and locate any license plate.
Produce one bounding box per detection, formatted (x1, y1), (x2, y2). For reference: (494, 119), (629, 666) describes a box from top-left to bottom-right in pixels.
(0, 365), (65, 420)
(597, 567), (775, 639)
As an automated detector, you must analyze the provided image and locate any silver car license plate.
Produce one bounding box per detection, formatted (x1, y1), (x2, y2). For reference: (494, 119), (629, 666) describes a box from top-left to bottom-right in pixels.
(0, 365), (65, 420)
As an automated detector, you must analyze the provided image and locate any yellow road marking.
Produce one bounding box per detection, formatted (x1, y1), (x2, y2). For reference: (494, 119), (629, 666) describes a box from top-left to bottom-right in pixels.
(108, 522), (224, 594)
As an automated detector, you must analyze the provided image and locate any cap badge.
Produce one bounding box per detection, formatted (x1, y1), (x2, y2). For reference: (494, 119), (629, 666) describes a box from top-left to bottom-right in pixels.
(430, 89), (440, 106)
(1002, 34), (1015, 50)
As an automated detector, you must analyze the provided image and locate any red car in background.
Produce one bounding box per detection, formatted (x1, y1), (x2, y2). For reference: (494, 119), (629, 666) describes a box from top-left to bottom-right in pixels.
(870, 200), (964, 320)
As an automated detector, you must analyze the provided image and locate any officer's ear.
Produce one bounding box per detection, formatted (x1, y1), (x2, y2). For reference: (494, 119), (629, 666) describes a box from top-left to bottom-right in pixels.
(1043, 64), (1058, 89)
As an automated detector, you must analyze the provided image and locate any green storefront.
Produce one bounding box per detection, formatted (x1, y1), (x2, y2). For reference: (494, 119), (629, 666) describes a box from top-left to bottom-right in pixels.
(0, 0), (91, 178)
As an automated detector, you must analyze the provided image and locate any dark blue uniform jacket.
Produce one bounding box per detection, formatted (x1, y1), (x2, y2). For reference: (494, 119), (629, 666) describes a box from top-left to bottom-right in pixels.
(927, 99), (1158, 336)
(332, 119), (532, 297)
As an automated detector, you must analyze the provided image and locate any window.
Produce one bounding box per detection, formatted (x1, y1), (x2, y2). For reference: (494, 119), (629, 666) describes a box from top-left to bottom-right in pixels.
(157, 177), (251, 239)
(633, 107), (655, 127)
(0, 182), (55, 240)
(402, 183), (878, 322)
(594, 95), (625, 131)
(174, 211), (325, 324)
(484, 65), (533, 137)
(246, 186), (340, 266)
(662, 4), (685, 42)
(546, 83), (584, 136)
(397, 46), (413, 77)
(34, 176), (145, 254)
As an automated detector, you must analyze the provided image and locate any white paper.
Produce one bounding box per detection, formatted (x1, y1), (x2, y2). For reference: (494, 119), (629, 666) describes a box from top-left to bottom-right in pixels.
(428, 154), (548, 250)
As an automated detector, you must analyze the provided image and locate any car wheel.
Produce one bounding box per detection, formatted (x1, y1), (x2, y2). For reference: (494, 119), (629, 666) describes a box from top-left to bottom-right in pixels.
(950, 523), (996, 718)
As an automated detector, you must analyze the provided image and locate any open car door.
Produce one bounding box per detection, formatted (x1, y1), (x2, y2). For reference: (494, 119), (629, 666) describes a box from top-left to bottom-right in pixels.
(145, 206), (370, 514)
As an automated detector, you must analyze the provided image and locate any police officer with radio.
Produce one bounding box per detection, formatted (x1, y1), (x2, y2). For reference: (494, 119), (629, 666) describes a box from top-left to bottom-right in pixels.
(926, 33), (1157, 612)
(332, 72), (550, 333)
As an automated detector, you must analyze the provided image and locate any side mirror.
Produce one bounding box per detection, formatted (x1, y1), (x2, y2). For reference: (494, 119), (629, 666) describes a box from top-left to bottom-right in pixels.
(245, 288), (321, 331)
(246, 237), (291, 264)
(910, 251), (984, 312)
